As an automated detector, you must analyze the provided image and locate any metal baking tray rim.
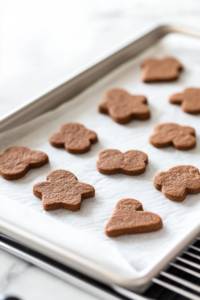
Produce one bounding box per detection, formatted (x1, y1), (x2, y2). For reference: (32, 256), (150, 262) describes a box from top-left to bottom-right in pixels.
(1, 22), (200, 133)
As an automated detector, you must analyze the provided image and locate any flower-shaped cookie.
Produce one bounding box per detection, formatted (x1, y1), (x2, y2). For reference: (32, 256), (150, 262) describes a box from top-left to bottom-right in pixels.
(96, 149), (148, 175)
(149, 123), (196, 150)
(169, 88), (200, 114)
(154, 165), (200, 202)
(98, 89), (150, 124)
(49, 122), (98, 154)
(33, 169), (95, 211)
(105, 198), (163, 237)
(0, 146), (48, 180)
(141, 57), (182, 83)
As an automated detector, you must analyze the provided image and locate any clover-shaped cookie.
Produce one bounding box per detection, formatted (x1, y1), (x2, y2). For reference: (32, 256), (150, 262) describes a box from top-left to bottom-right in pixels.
(149, 123), (196, 150)
(0, 146), (48, 180)
(154, 165), (200, 202)
(98, 89), (150, 124)
(105, 198), (163, 237)
(169, 88), (200, 114)
(96, 149), (148, 175)
(49, 122), (98, 154)
(33, 169), (95, 211)
(141, 57), (182, 83)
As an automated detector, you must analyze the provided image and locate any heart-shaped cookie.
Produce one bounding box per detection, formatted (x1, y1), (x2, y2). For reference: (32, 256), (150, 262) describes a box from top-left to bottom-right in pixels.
(105, 198), (163, 237)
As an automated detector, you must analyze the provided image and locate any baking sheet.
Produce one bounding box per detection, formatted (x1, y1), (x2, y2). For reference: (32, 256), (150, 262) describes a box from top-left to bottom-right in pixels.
(1, 33), (200, 276)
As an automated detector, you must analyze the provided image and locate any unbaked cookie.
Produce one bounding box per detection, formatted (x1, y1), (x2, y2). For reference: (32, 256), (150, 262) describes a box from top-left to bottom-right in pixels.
(105, 198), (163, 237)
(141, 57), (182, 82)
(149, 123), (196, 150)
(49, 122), (98, 154)
(169, 88), (200, 114)
(154, 165), (200, 202)
(0, 146), (48, 180)
(96, 149), (148, 175)
(33, 169), (95, 211)
(99, 88), (150, 124)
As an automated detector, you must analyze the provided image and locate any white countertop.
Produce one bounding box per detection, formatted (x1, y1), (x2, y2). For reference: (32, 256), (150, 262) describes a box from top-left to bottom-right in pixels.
(0, 1), (200, 299)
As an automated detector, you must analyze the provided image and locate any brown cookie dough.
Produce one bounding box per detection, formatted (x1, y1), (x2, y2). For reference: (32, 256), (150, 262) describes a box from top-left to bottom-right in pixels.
(98, 89), (150, 124)
(141, 57), (182, 83)
(154, 165), (200, 202)
(149, 123), (196, 150)
(96, 149), (148, 175)
(0, 146), (48, 180)
(49, 122), (98, 154)
(33, 169), (95, 211)
(105, 198), (163, 237)
(169, 88), (200, 114)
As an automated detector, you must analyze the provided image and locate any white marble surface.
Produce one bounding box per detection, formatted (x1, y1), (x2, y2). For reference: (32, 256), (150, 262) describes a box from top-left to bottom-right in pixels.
(0, 249), (97, 300)
(0, 1), (200, 299)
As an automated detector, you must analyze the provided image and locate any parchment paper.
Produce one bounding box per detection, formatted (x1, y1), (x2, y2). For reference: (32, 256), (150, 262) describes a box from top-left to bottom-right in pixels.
(1, 33), (200, 273)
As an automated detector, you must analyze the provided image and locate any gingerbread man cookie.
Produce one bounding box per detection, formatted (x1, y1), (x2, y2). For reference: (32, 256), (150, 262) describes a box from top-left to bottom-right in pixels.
(0, 146), (48, 180)
(141, 57), (182, 83)
(105, 198), (163, 237)
(49, 122), (98, 154)
(98, 89), (150, 124)
(149, 123), (196, 150)
(169, 88), (200, 114)
(154, 165), (200, 202)
(33, 169), (95, 211)
(96, 149), (148, 176)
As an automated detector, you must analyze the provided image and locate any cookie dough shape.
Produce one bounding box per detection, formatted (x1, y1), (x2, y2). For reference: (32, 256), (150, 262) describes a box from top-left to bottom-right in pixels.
(49, 122), (98, 154)
(154, 165), (200, 202)
(33, 169), (95, 211)
(96, 149), (148, 175)
(0, 146), (48, 180)
(141, 57), (182, 83)
(105, 198), (163, 237)
(169, 88), (200, 114)
(149, 123), (196, 150)
(99, 89), (150, 124)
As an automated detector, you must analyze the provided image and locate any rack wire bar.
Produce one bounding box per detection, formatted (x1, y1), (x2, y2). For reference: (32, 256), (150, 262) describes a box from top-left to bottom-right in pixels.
(189, 245), (200, 252)
(160, 271), (199, 292)
(184, 251), (200, 260)
(151, 278), (199, 300)
(169, 263), (200, 278)
(176, 257), (200, 269)
(144, 238), (200, 300)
